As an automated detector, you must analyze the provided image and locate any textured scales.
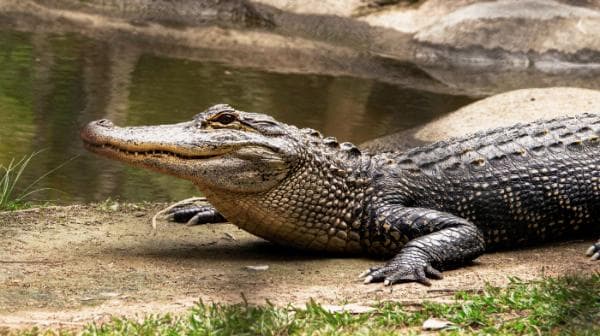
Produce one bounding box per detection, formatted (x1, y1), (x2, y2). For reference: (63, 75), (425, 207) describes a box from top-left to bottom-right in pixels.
(81, 104), (600, 286)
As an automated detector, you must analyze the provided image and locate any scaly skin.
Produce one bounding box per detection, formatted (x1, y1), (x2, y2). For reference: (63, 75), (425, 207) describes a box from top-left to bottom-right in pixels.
(81, 104), (600, 285)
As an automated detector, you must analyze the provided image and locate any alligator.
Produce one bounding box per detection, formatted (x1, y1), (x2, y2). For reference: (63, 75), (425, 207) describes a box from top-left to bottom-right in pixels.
(81, 104), (600, 285)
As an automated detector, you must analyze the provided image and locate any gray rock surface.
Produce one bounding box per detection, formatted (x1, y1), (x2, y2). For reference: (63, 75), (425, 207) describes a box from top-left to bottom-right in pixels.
(32, 0), (274, 28)
(408, 0), (600, 95)
(360, 0), (479, 34)
(414, 0), (600, 53)
(361, 87), (600, 152)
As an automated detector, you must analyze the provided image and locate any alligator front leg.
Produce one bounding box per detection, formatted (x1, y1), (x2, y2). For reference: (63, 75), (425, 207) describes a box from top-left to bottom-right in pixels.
(361, 207), (485, 286)
(155, 197), (227, 225)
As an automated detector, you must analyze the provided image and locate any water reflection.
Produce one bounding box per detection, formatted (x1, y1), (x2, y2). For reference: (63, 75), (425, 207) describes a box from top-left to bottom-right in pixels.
(0, 29), (474, 203)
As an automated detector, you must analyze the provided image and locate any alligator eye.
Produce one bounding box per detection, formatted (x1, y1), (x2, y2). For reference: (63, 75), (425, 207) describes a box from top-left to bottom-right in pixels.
(213, 113), (236, 125)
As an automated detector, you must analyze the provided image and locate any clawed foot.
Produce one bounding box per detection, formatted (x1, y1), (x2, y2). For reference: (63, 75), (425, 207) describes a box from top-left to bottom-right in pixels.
(586, 239), (600, 260)
(151, 197), (226, 230)
(359, 260), (443, 286)
(166, 204), (226, 225)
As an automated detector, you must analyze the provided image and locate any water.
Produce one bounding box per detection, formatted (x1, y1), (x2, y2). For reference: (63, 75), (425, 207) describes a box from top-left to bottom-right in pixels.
(0, 30), (475, 203)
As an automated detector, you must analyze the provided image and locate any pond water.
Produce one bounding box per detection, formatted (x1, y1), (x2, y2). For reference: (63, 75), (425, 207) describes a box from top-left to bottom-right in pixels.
(0, 29), (475, 203)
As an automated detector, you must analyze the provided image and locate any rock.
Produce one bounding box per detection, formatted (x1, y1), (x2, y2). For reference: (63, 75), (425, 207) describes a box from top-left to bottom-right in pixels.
(409, 0), (600, 94)
(415, 0), (600, 54)
(359, 0), (474, 34)
(416, 87), (600, 141)
(361, 87), (600, 152)
(254, 0), (363, 16)
(32, 0), (274, 28)
(422, 317), (453, 330)
(223, 232), (237, 241)
(244, 265), (269, 271)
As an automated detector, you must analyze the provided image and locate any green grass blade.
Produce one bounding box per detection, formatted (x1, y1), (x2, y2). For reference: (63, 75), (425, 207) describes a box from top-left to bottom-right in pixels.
(17, 153), (79, 199)
(4, 153), (34, 205)
(14, 187), (57, 203)
(0, 158), (16, 207)
(0, 151), (75, 210)
(12, 150), (44, 197)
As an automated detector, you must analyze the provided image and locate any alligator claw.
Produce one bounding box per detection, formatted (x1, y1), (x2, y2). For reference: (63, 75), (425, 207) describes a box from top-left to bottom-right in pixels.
(151, 197), (226, 230)
(186, 210), (205, 225)
(168, 204), (226, 225)
(360, 262), (442, 286)
(358, 267), (381, 280)
(586, 239), (600, 260)
(168, 204), (210, 223)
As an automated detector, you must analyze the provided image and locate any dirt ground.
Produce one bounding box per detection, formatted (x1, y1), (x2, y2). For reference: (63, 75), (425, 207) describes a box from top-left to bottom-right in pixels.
(0, 203), (598, 330)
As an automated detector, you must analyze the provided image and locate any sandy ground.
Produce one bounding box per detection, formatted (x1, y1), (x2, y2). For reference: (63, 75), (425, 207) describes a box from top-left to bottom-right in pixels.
(0, 203), (598, 330)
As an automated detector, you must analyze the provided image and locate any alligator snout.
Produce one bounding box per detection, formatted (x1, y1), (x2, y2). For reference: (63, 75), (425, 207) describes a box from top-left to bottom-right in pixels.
(80, 119), (115, 144)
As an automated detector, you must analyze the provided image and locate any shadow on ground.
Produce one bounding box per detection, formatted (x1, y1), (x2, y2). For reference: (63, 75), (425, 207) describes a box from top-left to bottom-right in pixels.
(0, 203), (597, 329)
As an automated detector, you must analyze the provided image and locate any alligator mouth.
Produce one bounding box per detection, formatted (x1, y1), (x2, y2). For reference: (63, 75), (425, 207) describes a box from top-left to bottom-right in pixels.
(82, 141), (221, 160)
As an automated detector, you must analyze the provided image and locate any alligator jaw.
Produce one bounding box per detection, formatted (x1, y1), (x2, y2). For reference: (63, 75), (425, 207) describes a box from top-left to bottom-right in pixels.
(81, 140), (220, 162)
(80, 119), (233, 178)
(80, 116), (290, 194)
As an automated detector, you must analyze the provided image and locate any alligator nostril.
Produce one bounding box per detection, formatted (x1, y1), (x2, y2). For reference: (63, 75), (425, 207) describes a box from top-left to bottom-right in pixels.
(96, 119), (114, 127)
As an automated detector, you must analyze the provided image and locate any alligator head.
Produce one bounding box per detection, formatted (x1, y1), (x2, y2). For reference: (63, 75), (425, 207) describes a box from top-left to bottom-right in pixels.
(81, 104), (367, 252)
(81, 104), (302, 193)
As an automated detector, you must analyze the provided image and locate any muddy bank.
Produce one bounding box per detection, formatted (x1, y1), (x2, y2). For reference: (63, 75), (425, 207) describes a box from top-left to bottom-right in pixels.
(0, 0), (454, 98)
(0, 203), (597, 329)
(1, 0), (599, 96)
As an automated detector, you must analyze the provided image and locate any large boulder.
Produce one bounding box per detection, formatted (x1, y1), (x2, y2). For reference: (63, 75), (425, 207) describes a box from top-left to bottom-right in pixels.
(361, 87), (600, 152)
(407, 0), (600, 94)
(414, 0), (600, 56)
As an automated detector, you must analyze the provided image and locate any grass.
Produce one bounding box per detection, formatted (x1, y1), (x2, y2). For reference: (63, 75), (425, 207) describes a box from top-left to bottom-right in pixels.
(14, 273), (599, 335)
(0, 152), (75, 211)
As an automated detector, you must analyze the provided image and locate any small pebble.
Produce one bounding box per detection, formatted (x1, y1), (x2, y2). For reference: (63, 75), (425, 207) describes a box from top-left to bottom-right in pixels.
(244, 265), (269, 271)
(422, 318), (453, 331)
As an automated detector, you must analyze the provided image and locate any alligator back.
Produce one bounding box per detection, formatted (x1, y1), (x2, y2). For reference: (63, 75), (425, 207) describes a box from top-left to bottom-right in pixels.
(382, 113), (600, 249)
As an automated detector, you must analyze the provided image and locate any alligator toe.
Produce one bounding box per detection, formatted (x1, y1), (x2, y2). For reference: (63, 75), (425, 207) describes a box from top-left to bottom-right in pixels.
(586, 239), (600, 261)
(360, 261), (443, 286)
(166, 204), (226, 225)
(168, 205), (206, 223)
(360, 265), (392, 284)
(383, 262), (443, 287)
